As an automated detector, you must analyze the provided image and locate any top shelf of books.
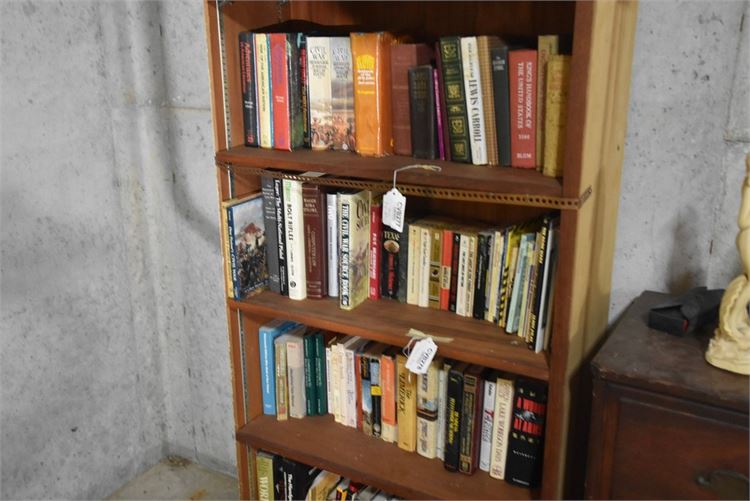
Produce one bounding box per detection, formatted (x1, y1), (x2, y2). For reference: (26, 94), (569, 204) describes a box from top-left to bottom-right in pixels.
(217, 146), (564, 198)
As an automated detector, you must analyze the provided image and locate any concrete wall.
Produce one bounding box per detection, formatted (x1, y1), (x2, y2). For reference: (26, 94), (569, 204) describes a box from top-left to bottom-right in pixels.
(0, 0), (748, 498)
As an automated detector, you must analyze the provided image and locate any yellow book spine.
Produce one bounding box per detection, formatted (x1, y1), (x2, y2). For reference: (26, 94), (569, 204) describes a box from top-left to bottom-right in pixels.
(256, 453), (274, 501)
(543, 55), (571, 178)
(396, 353), (417, 452)
(536, 35), (559, 170)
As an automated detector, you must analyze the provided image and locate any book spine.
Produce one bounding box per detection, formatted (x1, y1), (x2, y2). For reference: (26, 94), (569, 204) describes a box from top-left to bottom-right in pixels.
(287, 338), (306, 419)
(380, 224), (401, 299)
(380, 353), (397, 443)
(439, 228), (453, 311)
(275, 336), (289, 420)
(487, 230), (504, 322)
(448, 232), (461, 312)
(304, 334), (317, 416)
(288, 33), (304, 149)
(536, 35), (559, 170)
(360, 354), (373, 436)
(525, 229), (546, 346)
(330, 37), (355, 151)
(434, 41), (451, 161)
(261, 177), (281, 293)
(489, 377), (515, 479)
(406, 223), (421, 306)
(396, 353), (417, 452)
(303, 184), (328, 299)
(418, 227), (431, 308)
(332, 343), (343, 423)
(221, 205), (234, 299)
(369, 198), (382, 299)
(518, 235), (537, 339)
(283, 179), (307, 300)
(433, 68), (445, 161)
(460, 37), (487, 165)
(356, 352), (364, 431)
(255, 33), (273, 148)
(273, 178), (288, 295)
(270, 33), (291, 151)
(491, 45), (511, 166)
(396, 221), (410, 303)
(239, 32), (258, 147)
(500, 231), (520, 328)
(478, 37), (499, 165)
(458, 370), (483, 474)
(259, 326), (279, 415)
(416, 361), (440, 459)
(314, 332), (327, 415)
(428, 228), (442, 309)
(473, 233), (490, 320)
(455, 234), (469, 316)
(408, 65), (438, 160)
(443, 366), (464, 471)
(344, 345), (358, 427)
(326, 193), (339, 297)
(370, 356), (383, 438)
(341, 191), (370, 310)
(535, 223), (558, 352)
(256, 453), (274, 501)
(391, 44), (433, 155)
(325, 345), (333, 414)
(479, 377), (496, 472)
(351, 32), (394, 157)
(307, 37), (334, 151)
(505, 380), (548, 488)
(299, 34), (310, 148)
(543, 55), (571, 178)
(439, 37), (471, 163)
(339, 195), (352, 309)
(226, 207), (240, 299)
(436, 365), (448, 460)
(509, 50), (537, 168)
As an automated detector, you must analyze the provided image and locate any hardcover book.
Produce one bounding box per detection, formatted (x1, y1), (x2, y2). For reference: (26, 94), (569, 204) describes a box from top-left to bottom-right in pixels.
(491, 43), (512, 166)
(256, 451), (274, 501)
(270, 33), (296, 151)
(536, 35), (559, 170)
(416, 358), (441, 459)
(477, 36), (501, 165)
(408, 65), (438, 160)
(436, 361), (451, 460)
(299, 35), (310, 148)
(261, 177), (281, 293)
(444, 361), (468, 471)
(391, 43), (433, 155)
(351, 32), (394, 157)
(489, 374), (515, 480)
(330, 37), (355, 151)
(326, 193), (339, 297)
(434, 41), (451, 161)
(338, 190), (370, 310)
(275, 332), (292, 420)
(505, 379), (548, 488)
(239, 31), (258, 147)
(303, 332), (318, 416)
(543, 55), (571, 178)
(302, 183), (328, 299)
(307, 37), (334, 151)
(286, 332), (307, 419)
(313, 331), (328, 414)
(460, 37), (487, 165)
(396, 353), (417, 452)
(273, 178), (288, 296)
(439, 37), (471, 163)
(434, 68), (446, 160)
(259, 319), (296, 415)
(255, 33), (273, 148)
(458, 365), (485, 474)
(283, 179), (307, 300)
(225, 192), (269, 299)
(509, 49), (537, 168)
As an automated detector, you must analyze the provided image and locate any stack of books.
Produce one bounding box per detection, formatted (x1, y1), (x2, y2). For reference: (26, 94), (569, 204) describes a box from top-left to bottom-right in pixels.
(259, 321), (549, 488)
(239, 31), (571, 176)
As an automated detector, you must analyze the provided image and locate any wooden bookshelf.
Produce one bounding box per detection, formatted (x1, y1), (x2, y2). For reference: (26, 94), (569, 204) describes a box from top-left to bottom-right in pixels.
(204, 1), (638, 499)
(237, 414), (536, 500)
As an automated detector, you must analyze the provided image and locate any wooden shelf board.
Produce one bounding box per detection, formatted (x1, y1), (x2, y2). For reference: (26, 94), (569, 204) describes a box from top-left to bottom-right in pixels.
(230, 292), (549, 381)
(216, 146), (563, 198)
(237, 414), (537, 500)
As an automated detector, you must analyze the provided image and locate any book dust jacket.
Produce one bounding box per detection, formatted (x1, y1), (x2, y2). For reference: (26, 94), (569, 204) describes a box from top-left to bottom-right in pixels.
(229, 194), (269, 298)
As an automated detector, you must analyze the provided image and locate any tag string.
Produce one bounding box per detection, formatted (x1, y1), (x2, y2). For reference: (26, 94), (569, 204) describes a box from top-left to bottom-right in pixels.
(392, 164), (442, 190)
(402, 337), (418, 357)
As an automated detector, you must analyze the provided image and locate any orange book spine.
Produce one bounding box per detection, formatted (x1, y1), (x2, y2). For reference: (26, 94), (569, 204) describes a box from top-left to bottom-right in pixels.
(380, 353), (397, 443)
(351, 32), (394, 157)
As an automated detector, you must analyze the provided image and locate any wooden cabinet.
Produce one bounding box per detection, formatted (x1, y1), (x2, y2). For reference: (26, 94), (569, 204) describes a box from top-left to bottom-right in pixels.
(202, 1), (638, 499)
(585, 291), (750, 500)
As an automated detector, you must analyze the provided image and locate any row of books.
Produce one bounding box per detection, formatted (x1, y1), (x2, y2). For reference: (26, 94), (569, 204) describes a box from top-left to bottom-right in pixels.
(259, 321), (548, 488)
(239, 30), (571, 176)
(256, 451), (399, 501)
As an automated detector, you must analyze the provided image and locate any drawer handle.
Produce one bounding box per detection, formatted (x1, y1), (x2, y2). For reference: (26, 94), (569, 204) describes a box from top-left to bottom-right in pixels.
(696, 470), (749, 499)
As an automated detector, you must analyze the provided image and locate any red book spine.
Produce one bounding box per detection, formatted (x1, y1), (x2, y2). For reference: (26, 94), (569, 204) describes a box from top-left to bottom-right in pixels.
(302, 184), (328, 298)
(509, 50), (537, 168)
(270, 33), (291, 151)
(369, 201), (383, 299)
(439, 228), (453, 310)
(434, 41), (451, 162)
(391, 44), (433, 156)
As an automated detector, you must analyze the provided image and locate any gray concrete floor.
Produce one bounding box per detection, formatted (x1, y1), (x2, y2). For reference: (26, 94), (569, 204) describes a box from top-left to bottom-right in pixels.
(108, 457), (238, 500)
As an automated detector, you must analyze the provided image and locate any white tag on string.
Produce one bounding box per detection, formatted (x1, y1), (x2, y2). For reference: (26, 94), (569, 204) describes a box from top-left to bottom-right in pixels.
(382, 188), (406, 232)
(404, 337), (439, 375)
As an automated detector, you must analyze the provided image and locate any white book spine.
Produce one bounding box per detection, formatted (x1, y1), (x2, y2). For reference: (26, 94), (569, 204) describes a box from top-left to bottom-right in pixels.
(456, 234), (469, 316)
(283, 179), (307, 300)
(286, 338), (306, 419)
(436, 366), (448, 460)
(535, 227), (556, 353)
(254, 33), (273, 149)
(486, 231), (504, 322)
(406, 224), (421, 305)
(326, 193), (339, 297)
(325, 346), (333, 414)
(344, 347), (357, 427)
(479, 378), (497, 472)
(332, 343), (342, 423)
(489, 377), (515, 480)
(306, 37), (333, 151)
(460, 37), (487, 165)
(418, 227), (431, 308)
(465, 234), (477, 317)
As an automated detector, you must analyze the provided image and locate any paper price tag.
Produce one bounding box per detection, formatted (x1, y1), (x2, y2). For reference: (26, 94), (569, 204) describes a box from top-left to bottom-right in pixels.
(382, 188), (406, 232)
(404, 337), (438, 375)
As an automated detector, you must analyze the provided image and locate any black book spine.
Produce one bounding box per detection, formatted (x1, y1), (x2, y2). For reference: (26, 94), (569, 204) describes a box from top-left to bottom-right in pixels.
(396, 221), (410, 303)
(473, 234), (490, 320)
(273, 454), (286, 501)
(528, 217), (552, 349)
(239, 31), (258, 147)
(408, 65), (437, 160)
(298, 34), (311, 148)
(491, 44), (511, 166)
(459, 368), (483, 474)
(288, 33), (304, 149)
(273, 177), (288, 295)
(448, 232), (461, 312)
(443, 365), (464, 471)
(371, 356), (382, 438)
(261, 177), (281, 293)
(439, 37), (471, 163)
(505, 379), (548, 488)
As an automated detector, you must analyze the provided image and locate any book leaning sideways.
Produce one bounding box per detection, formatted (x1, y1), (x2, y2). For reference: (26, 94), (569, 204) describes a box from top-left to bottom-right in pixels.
(223, 192), (269, 299)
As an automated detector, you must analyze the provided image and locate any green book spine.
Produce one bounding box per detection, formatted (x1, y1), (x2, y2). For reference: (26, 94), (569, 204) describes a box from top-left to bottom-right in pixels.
(439, 37), (472, 163)
(313, 332), (328, 415)
(303, 334), (317, 415)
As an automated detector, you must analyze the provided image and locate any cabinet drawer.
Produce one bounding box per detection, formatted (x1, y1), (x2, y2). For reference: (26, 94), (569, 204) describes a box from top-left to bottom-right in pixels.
(607, 384), (749, 499)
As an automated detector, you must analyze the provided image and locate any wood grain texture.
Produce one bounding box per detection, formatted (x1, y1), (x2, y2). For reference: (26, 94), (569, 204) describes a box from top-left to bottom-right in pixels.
(231, 291), (549, 381)
(237, 414), (537, 500)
